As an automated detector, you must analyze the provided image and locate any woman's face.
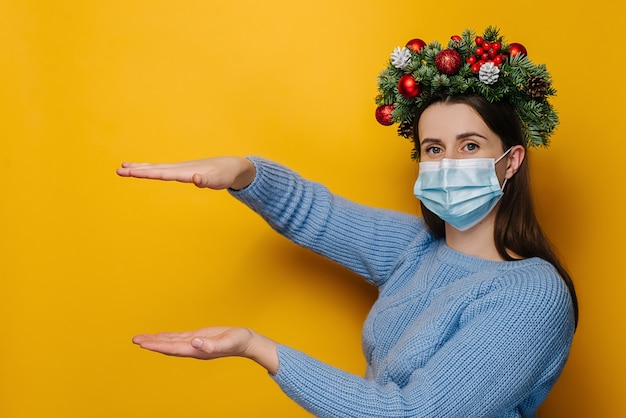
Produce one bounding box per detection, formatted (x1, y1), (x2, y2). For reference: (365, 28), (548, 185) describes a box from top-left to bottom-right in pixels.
(417, 102), (506, 162)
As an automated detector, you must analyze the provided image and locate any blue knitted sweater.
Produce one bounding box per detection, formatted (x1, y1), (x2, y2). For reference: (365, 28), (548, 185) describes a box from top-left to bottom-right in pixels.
(230, 157), (575, 418)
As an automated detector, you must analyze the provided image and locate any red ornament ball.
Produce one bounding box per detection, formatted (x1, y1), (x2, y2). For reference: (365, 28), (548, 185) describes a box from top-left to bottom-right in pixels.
(406, 38), (426, 53)
(435, 48), (462, 75)
(508, 42), (527, 58)
(398, 74), (421, 98)
(375, 104), (394, 126)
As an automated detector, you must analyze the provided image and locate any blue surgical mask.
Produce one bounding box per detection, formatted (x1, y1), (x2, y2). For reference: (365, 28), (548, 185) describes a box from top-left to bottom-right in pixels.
(413, 149), (511, 231)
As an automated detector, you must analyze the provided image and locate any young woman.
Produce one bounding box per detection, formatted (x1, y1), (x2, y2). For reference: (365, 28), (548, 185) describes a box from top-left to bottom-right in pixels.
(117, 28), (577, 417)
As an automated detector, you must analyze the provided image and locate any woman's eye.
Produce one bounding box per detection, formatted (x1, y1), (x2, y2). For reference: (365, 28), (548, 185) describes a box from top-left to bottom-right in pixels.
(426, 146), (442, 154)
(465, 143), (478, 151)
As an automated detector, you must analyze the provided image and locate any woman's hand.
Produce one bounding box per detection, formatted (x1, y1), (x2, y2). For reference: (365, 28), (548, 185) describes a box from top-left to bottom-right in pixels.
(116, 156), (256, 190)
(132, 327), (279, 374)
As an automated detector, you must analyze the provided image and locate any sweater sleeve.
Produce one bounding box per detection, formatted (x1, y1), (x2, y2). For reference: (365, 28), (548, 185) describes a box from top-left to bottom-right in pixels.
(229, 157), (432, 285)
(270, 273), (575, 417)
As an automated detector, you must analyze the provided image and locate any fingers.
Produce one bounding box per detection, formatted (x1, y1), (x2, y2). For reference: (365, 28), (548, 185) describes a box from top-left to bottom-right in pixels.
(116, 162), (163, 176)
(120, 162), (181, 169)
(191, 173), (209, 188)
(120, 162), (149, 168)
(115, 160), (211, 185)
(186, 336), (233, 357)
(132, 331), (194, 343)
(132, 332), (208, 359)
(116, 165), (195, 183)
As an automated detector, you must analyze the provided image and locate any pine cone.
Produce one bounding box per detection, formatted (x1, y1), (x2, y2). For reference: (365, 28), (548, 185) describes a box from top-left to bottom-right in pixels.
(391, 47), (412, 70)
(397, 120), (414, 139)
(527, 76), (548, 98)
(478, 62), (500, 85)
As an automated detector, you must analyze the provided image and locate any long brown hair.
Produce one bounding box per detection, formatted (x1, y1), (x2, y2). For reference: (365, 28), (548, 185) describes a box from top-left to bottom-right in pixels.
(413, 94), (578, 327)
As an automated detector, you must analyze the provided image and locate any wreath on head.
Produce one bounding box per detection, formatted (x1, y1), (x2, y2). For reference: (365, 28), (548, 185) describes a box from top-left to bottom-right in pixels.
(374, 26), (558, 159)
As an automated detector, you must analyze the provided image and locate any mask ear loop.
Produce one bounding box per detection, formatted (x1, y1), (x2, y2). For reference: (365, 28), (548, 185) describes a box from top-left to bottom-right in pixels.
(495, 148), (513, 191)
(495, 147), (513, 164)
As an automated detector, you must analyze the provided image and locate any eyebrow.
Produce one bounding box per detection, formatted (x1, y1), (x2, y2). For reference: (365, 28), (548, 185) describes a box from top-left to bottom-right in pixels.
(420, 131), (489, 145)
(456, 131), (489, 140)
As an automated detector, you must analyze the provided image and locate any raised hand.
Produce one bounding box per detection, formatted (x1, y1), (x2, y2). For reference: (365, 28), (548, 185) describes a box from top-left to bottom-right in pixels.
(116, 156), (256, 190)
(133, 326), (279, 374)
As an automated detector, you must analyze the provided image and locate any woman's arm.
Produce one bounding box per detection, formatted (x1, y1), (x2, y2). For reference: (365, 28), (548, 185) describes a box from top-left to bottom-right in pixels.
(132, 276), (574, 418)
(269, 275), (576, 418)
(230, 157), (431, 285)
(117, 155), (431, 286)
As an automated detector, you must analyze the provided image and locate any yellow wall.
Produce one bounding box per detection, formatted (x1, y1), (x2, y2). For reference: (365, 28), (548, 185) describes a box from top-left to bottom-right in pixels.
(1, 1), (624, 416)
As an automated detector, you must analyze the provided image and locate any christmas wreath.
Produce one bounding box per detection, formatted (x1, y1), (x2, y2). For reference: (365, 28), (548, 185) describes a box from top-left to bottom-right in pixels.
(375, 26), (558, 159)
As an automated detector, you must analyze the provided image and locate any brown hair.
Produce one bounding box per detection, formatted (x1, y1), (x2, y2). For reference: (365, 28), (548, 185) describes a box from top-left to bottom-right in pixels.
(413, 94), (578, 327)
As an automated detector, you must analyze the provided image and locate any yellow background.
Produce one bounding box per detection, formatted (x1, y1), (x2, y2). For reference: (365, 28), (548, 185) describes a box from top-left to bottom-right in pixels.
(1, 1), (624, 417)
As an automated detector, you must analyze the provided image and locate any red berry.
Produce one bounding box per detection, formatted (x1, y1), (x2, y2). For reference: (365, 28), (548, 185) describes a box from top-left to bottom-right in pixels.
(483, 42), (491, 50)
(475, 47), (484, 56)
(492, 42), (502, 51)
(493, 55), (503, 65)
(481, 52), (489, 61)
(471, 63), (481, 73)
(475, 36), (484, 45)
(466, 55), (476, 64)
(451, 35), (462, 41)
(488, 48), (498, 59)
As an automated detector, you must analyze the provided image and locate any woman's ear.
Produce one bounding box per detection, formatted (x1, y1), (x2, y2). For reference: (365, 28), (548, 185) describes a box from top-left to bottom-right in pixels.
(505, 145), (526, 179)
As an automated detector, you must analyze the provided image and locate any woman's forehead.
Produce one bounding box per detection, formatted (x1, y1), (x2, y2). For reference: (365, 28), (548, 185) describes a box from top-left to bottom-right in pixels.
(418, 103), (491, 138)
